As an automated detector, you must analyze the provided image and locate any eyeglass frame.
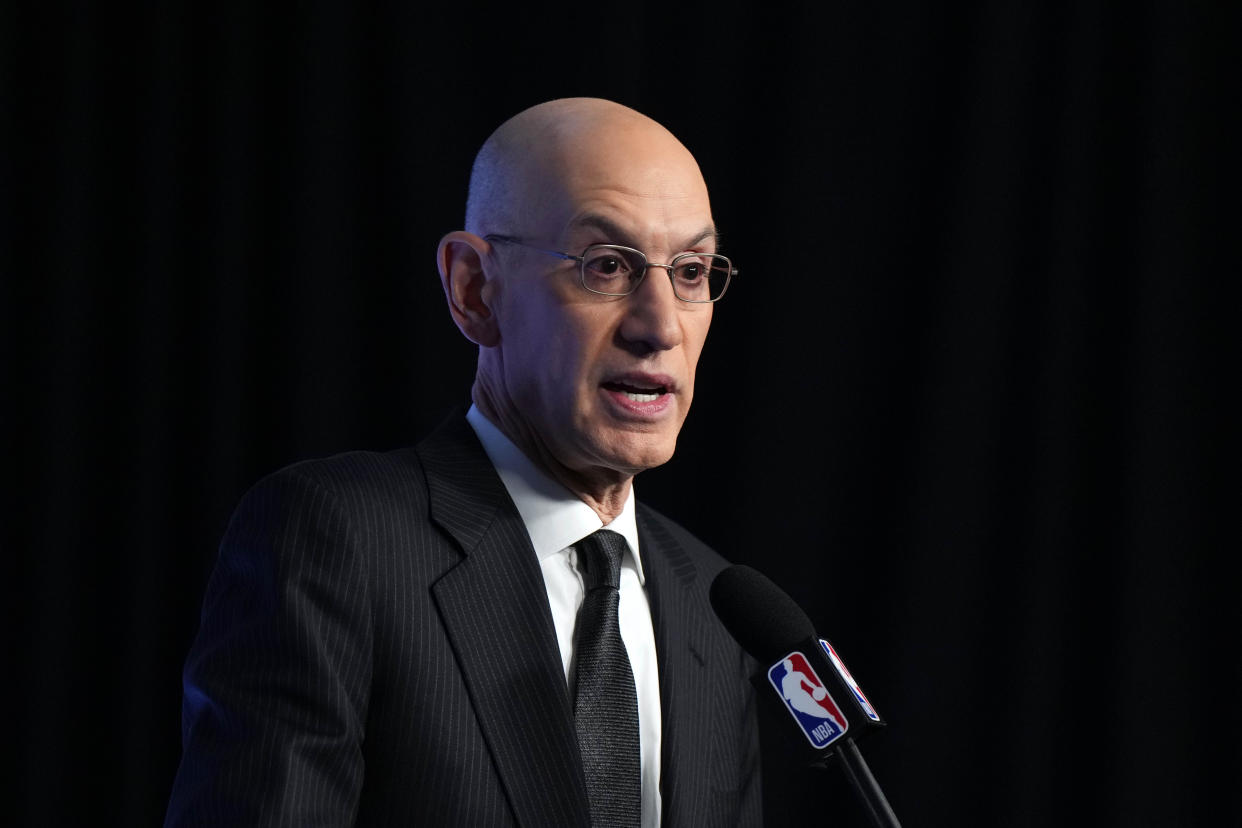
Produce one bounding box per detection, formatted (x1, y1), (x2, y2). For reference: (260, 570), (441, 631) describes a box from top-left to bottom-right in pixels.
(483, 234), (736, 303)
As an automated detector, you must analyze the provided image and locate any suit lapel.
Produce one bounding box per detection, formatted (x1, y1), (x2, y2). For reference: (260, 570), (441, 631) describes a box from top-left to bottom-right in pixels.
(639, 508), (715, 826)
(419, 416), (590, 827)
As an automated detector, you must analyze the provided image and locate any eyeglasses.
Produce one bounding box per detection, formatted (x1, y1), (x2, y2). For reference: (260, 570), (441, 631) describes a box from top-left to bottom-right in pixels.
(484, 235), (736, 303)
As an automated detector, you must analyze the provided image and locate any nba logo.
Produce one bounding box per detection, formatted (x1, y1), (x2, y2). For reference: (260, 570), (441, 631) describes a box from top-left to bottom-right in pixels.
(767, 651), (848, 749)
(820, 639), (882, 723)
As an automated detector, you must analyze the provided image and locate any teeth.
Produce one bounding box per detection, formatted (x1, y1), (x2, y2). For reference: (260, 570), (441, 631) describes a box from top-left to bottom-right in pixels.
(624, 391), (660, 402)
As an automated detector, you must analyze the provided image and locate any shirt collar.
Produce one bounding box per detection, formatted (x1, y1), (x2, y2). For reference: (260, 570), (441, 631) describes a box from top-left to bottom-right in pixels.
(466, 405), (645, 584)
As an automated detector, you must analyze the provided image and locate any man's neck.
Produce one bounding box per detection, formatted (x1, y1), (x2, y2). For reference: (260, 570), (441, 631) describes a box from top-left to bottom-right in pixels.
(471, 391), (634, 524)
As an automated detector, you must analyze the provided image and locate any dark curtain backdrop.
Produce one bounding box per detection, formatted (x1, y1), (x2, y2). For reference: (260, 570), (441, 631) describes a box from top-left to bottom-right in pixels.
(9, 1), (1236, 826)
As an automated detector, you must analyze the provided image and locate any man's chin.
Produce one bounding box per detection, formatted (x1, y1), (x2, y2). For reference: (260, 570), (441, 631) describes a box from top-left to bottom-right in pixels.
(592, 432), (678, 476)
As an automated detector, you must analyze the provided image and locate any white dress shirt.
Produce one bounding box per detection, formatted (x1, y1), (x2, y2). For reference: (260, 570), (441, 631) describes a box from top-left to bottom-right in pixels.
(467, 405), (662, 827)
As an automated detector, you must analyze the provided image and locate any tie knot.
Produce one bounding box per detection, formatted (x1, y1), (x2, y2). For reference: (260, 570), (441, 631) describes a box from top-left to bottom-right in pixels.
(575, 529), (627, 591)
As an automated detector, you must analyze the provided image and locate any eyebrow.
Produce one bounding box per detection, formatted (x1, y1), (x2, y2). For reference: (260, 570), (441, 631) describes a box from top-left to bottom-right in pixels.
(567, 212), (721, 253)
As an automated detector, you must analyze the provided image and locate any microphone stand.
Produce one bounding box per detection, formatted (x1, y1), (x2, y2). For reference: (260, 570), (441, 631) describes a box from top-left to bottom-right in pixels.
(832, 738), (902, 828)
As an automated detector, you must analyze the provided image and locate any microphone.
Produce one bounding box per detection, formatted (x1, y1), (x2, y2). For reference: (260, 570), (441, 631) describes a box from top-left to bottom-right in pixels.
(711, 565), (902, 828)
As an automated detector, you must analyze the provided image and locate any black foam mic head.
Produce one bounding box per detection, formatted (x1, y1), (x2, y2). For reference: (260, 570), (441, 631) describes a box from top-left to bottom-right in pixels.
(710, 565), (817, 663)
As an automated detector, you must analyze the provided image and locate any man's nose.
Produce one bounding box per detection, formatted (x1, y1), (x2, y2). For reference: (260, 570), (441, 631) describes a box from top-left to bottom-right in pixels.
(618, 265), (684, 352)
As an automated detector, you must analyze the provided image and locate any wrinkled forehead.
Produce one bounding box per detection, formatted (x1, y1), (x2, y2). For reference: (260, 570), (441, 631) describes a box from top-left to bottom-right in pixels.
(516, 119), (714, 245)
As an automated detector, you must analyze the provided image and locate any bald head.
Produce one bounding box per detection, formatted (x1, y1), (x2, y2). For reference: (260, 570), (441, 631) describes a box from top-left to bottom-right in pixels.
(464, 98), (709, 240)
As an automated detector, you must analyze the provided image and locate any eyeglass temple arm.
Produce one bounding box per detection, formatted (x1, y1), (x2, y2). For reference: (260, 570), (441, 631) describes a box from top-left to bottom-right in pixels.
(482, 234), (579, 263)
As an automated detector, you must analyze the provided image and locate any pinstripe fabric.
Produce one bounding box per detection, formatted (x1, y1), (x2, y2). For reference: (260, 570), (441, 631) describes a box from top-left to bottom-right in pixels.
(640, 511), (764, 827)
(166, 413), (761, 827)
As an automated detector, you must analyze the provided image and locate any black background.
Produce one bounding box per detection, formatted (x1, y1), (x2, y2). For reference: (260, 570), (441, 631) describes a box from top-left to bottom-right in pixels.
(8, 1), (1237, 825)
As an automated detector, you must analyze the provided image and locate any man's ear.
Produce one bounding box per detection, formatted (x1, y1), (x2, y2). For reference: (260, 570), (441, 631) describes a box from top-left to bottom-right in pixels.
(437, 231), (500, 347)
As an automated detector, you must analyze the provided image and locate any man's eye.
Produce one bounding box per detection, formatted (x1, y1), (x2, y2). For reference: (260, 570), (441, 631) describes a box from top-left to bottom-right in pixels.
(586, 255), (629, 276)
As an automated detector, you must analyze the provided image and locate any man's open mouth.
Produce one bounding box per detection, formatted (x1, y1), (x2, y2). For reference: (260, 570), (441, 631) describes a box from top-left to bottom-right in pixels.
(602, 381), (668, 403)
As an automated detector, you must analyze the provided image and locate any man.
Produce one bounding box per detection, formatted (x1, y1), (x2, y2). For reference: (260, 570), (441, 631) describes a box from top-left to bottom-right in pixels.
(166, 97), (761, 827)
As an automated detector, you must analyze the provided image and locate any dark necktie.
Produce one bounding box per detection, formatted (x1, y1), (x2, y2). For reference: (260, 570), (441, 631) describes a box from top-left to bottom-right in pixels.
(572, 529), (641, 827)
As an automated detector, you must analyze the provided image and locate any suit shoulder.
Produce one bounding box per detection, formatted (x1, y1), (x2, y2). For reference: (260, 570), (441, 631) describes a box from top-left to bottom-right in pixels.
(254, 446), (429, 509)
(636, 501), (732, 581)
(217, 449), (433, 552)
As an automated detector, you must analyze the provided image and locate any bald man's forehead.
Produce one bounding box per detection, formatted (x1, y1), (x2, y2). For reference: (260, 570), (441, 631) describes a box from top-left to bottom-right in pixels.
(547, 173), (712, 256)
(561, 211), (719, 254)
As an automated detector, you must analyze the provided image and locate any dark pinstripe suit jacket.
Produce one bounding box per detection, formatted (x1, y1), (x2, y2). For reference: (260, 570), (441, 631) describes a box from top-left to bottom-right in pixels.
(166, 415), (762, 827)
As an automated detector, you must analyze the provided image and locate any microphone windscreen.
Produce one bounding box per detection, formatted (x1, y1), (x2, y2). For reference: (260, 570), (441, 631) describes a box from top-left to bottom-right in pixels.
(710, 565), (816, 663)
